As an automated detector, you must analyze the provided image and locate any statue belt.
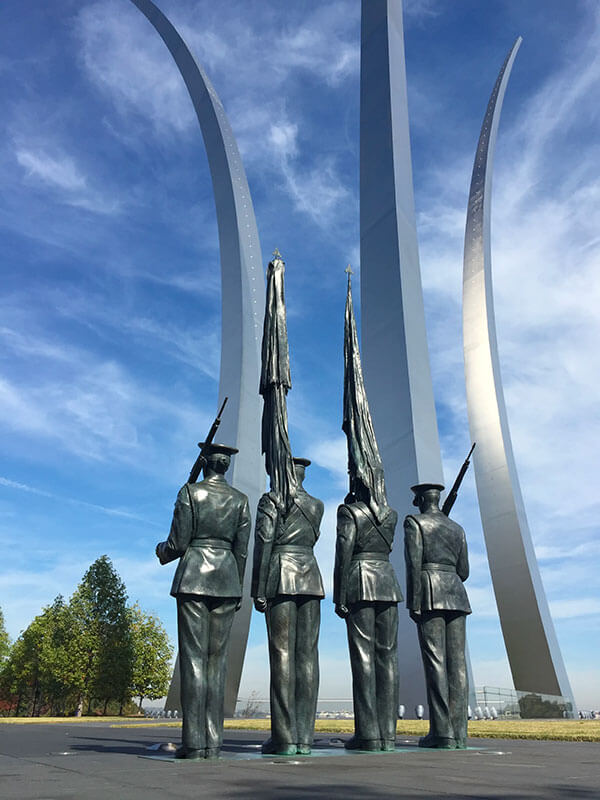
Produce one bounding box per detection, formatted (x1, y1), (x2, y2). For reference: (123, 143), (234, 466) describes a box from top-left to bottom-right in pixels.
(188, 538), (232, 550)
(352, 551), (390, 562)
(421, 562), (455, 572)
(272, 544), (313, 554)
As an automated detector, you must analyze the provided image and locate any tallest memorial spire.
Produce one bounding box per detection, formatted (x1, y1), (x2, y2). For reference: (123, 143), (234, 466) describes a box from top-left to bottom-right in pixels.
(359, 0), (451, 714)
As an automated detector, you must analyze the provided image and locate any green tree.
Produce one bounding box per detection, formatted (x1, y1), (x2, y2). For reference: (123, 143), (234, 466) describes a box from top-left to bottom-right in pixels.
(1, 610), (47, 715)
(0, 557), (173, 717)
(37, 597), (86, 715)
(0, 608), (10, 662)
(0, 598), (82, 716)
(518, 693), (568, 719)
(70, 556), (133, 715)
(128, 604), (173, 711)
(0, 636), (27, 715)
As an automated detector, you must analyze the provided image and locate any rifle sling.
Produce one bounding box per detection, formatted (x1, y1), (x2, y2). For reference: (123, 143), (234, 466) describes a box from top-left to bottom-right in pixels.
(354, 504), (393, 551)
(290, 497), (319, 545)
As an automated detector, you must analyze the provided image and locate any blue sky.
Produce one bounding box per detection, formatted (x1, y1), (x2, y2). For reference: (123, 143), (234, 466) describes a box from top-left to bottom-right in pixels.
(1, 0), (599, 709)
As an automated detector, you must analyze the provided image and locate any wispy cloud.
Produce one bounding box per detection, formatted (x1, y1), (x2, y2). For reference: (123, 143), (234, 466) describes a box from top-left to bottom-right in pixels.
(310, 436), (348, 489)
(418, 6), (600, 566)
(274, 3), (359, 88)
(280, 155), (352, 229)
(0, 476), (159, 525)
(76, 2), (195, 136)
(549, 598), (600, 620)
(16, 149), (86, 191)
(0, 327), (210, 468)
(75, 0), (357, 231)
(404, 0), (443, 23)
(15, 147), (120, 214)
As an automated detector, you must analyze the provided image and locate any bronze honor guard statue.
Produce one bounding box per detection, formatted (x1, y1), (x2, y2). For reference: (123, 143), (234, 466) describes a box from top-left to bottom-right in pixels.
(404, 483), (471, 749)
(156, 437), (251, 760)
(334, 268), (402, 751)
(252, 250), (324, 756)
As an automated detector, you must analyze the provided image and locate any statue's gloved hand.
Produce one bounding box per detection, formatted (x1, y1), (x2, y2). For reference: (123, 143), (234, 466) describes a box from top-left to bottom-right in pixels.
(335, 603), (349, 619)
(409, 610), (421, 623)
(155, 542), (168, 565)
(254, 597), (267, 613)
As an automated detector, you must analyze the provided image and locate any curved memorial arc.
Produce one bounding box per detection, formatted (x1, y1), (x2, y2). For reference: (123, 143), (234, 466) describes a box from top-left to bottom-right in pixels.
(129, 0), (265, 716)
(463, 38), (576, 711)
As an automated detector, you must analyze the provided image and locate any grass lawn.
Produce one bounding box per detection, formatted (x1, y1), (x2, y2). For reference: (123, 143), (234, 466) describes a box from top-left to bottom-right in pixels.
(3, 716), (598, 741)
(0, 716), (145, 724)
(227, 718), (600, 742)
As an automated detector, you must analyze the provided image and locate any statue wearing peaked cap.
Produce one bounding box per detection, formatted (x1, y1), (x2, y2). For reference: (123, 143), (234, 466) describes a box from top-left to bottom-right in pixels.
(252, 251), (324, 756)
(334, 268), (402, 752)
(156, 442), (251, 760)
(404, 483), (471, 749)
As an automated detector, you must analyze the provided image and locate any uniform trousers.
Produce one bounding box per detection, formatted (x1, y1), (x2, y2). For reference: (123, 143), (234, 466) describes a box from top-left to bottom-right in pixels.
(266, 595), (320, 746)
(346, 601), (399, 745)
(417, 610), (467, 744)
(177, 595), (237, 751)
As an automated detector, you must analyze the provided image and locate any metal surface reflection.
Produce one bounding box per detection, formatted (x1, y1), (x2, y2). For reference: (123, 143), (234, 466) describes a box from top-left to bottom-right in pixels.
(462, 38), (576, 713)
(129, 0), (265, 716)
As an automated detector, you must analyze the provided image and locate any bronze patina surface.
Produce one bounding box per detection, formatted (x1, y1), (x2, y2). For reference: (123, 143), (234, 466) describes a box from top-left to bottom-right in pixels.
(334, 270), (402, 752)
(156, 446), (251, 759)
(404, 484), (471, 749)
(253, 251), (324, 756)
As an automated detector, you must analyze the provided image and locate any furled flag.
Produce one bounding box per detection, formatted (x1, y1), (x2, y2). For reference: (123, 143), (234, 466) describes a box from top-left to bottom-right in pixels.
(343, 266), (388, 522)
(259, 250), (297, 510)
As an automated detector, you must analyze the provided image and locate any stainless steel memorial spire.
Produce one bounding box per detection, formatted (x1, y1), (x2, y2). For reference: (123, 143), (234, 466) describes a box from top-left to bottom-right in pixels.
(359, 0), (464, 714)
(129, 0), (265, 716)
(462, 39), (576, 712)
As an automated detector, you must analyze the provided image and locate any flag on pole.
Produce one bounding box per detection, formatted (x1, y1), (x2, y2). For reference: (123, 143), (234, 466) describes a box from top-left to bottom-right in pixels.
(259, 249), (297, 510)
(343, 266), (387, 522)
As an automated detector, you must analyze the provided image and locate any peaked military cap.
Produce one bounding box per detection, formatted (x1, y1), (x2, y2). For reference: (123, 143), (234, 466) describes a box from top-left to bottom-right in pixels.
(293, 457), (311, 467)
(410, 482), (445, 506)
(197, 442), (239, 456)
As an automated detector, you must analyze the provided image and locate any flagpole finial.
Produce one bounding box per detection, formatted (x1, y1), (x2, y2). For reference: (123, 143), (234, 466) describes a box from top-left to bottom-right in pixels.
(345, 264), (353, 275)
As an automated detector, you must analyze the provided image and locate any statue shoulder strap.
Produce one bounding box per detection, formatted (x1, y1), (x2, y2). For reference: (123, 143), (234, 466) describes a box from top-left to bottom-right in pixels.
(292, 495), (320, 542)
(354, 503), (393, 551)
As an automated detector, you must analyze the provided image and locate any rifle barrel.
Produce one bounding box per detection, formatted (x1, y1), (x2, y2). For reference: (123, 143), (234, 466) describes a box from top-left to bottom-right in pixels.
(441, 442), (476, 516)
(216, 396), (228, 419)
(187, 397), (229, 484)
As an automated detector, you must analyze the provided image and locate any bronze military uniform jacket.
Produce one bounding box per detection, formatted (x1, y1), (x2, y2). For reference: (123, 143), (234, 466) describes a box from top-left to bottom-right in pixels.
(404, 510), (471, 614)
(251, 490), (325, 599)
(158, 475), (251, 599)
(334, 501), (403, 607)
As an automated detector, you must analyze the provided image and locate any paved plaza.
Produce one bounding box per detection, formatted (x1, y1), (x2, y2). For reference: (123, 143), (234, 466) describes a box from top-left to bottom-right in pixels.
(0, 721), (598, 799)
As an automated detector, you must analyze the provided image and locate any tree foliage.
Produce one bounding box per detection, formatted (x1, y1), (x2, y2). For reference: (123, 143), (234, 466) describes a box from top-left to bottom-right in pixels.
(518, 693), (570, 719)
(70, 556), (133, 714)
(0, 557), (174, 717)
(128, 604), (173, 710)
(0, 608), (10, 662)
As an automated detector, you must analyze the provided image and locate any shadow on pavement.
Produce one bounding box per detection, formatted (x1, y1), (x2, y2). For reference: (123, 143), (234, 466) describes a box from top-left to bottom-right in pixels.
(206, 783), (600, 800)
(70, 734), (155, 755)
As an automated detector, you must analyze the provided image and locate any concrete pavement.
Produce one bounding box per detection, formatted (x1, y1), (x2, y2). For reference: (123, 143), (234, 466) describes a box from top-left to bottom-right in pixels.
(0, 721), (597, 799)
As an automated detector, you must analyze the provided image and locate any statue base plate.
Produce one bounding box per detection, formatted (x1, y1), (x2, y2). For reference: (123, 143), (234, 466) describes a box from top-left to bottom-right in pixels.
(140, 739), (489, 762)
